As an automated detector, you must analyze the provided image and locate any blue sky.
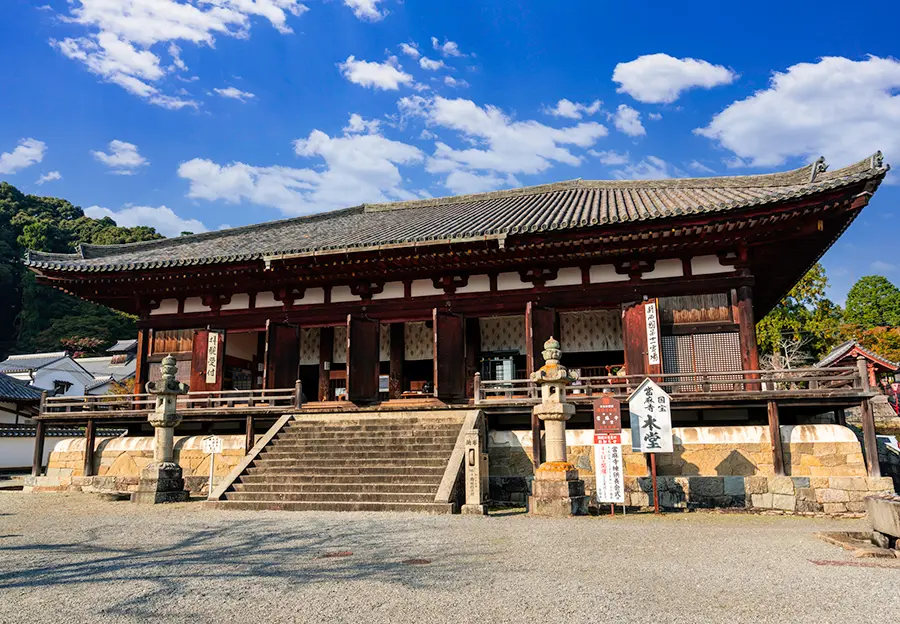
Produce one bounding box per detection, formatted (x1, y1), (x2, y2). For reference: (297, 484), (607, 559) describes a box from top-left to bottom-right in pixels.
(1, 0), (898, 303)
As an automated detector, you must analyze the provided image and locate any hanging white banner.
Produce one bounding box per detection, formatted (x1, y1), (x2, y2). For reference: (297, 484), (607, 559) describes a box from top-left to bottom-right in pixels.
(205, 333), (219, 384)
(645, 300), (661, 366)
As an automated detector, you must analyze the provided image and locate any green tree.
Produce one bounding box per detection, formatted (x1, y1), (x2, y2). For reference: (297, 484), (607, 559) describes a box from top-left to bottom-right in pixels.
(756, 263), (843, 360)
(844, 275), (900, 329)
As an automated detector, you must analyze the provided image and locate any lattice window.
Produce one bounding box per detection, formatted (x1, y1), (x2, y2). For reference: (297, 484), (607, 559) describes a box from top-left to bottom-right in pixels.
(662, 333), (741, 392)
(150, 329), (194, 354)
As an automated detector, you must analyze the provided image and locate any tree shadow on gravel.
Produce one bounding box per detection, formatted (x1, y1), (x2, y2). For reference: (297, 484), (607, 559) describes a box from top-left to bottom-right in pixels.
(0, 518), (474, 619)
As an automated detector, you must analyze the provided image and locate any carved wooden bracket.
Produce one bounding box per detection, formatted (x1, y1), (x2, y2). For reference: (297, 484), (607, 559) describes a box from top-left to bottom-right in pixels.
(432, 274), (469, 295)
(350, 280), (385, 302)
(614, 260), (655, 279)
(274, 287), (305, 307)
(716, 250), (742, 267)
(201, 293), (232, 311)
(519, 267), (558, 287)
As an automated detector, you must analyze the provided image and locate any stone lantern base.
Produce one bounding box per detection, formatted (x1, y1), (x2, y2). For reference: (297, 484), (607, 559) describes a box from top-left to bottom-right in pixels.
(527, 461), (588, 516)
(130, 462), (190, 504)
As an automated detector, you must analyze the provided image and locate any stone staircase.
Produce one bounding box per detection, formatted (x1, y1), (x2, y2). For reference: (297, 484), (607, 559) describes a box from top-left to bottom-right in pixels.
(208, 412), (467, 512)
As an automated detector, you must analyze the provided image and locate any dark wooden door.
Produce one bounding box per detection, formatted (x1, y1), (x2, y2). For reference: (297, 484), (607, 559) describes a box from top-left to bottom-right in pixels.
(190, 329), (225, 392)
(263, 321), (300, 389)
(433, 309), (465, 401)
(347, 315), (380, 404)
(525, 302), (558, 374)
(622, 302), (646, 377)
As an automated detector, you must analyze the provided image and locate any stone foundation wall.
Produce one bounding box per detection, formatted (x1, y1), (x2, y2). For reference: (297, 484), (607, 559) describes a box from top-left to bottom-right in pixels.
(30, 435), (249, 495)
(489, 424), (891, 511)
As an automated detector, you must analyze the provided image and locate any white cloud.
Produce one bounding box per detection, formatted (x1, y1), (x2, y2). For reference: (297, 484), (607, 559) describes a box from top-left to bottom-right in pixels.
(648, 112), (662, 121)
(0, 138), (47, 175)
(343, 113), (381, 134)
(443, 76), (468, 88)
(444, 170), (519, 195)
(419, 57), (446, 71)
(687, 160), (715, 174)
(871, 260), (898, 273)
(51, 0), (307, 108)
(214, 86), (256, 101)
(612, 104), (646, 137)
(399, 42), (420, 59)
(91, 140), (149, 174)
(343, 0), (386, 21)
(613, 156), (679, 180)
(613, 53), (737, 104)
(178, 126), (424, 215)
(85, 204), (207, 237)
(399, 95), (608, 191)
(339, 55), (413, 90)
(544, 98), (602, 120)
(431, 37), (466, 57)
(590, 150), (630, 166)
(697, 56), (900, 168)
(35, 171), (62, 185)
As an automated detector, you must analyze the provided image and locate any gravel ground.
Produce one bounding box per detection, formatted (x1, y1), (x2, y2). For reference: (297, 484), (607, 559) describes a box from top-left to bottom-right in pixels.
(1, 492), (899, 624)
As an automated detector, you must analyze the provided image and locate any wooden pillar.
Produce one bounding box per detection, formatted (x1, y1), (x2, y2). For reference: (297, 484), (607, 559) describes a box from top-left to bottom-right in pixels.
(736, 286), (761, 381)
(134, 328), (149, 393)
(767, 400), (786, 477)
(465, 318), (481, 398)
(318, 326), (334, 402)
(433, 309), (465, 402)
(245, 415), (255, 455)
(525, 302), (558, 375)
(32, 419), (46, 477)
(83, 419), (96, 477)
(389, 323), (405, 399)
(835, 408), (847, 427)
(857, 356), (882, 478)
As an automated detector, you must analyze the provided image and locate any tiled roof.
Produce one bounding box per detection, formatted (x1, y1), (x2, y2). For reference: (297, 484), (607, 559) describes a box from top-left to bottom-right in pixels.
(76, 356), (136, 382)
(817, 340), (900, 370)
(25, 153), (889, 273)
(107, 339), (137, 353)
(0, 373), (43, 401)
(0, 352), (67, 374)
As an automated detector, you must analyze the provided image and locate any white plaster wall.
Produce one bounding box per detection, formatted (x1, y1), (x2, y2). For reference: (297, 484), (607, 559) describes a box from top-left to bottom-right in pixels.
(691, 255), (732, 276)
(410, 279), (443, 298)
(644, 258), (683, 280)
(331, 286), (355, 303)
(371, 282), (405, 300)
(544, 267), (582, 287)
(33, 361), (91, 396)
(220, 293), (250, 311)
(183, 297), (211, 313)
(254, 291), (280, 308)
(590, 265), (629, 284)
(455, 275), (491, 294)
(0, 403), (34, 424)
(150, 299), (178, 316)
(0, 436), (55, 469)
(496, 272), (529, 291)
(301, 288), (326, 305)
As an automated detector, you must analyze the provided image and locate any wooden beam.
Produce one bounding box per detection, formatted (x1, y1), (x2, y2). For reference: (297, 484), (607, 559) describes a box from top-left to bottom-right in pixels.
(32, 419), (45, 477)
(389, 323), (404, 399)
(736, 285), (761, 376)
(318, 326), (334, 402)
(767, 400), (786, 477)
(835, 408), (846, 427)
(464, 317), (481, 398)
(83, 419), (96, 477)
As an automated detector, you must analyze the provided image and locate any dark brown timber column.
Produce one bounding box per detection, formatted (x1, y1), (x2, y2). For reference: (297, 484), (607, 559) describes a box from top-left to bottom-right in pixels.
(347, 315), (380, 404)
(767, 400), (786, 477)
(245, 415), (255, 454)
(526, 303), (558, 469)
(736, 286), (761, 388)
(857, 356), (882, 478)
(134, 328), (149, 393)
(318, 326), (334, 402)
(83, 419), (96, 477)
(622, 302), (647, 379)
(263, 322), (300, 389)
(433, 309), (465, 402)
(389, 323), (405, 399)
(32, 419), (45, 477)
(465, 318), (481, 398)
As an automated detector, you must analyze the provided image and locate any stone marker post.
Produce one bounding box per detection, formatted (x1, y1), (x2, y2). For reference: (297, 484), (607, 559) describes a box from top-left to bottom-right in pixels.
(527, 338), (588, 516)
(131, 355), (191, 504)
(461, 428), (489, 515)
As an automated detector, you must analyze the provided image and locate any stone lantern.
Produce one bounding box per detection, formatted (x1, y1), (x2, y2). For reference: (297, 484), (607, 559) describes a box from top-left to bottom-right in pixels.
(527, 337), (587, 516)
(131, 355), (191, 504)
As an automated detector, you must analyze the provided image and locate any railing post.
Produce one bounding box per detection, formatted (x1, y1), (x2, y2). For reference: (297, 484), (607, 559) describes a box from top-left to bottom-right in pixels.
(83, 419), (96, 477)
(473, 372), (481, 405)
(39, 391), (47, 416)
(245, 415), (255, 455)
(32, 419), (46, 477)
(293, 380), (303, 409)
(857, 356), (881, 478)
(767, 400), (786, 477)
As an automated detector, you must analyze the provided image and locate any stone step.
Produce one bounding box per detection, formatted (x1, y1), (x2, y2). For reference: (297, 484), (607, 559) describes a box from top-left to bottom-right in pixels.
(288, 417), (463, 426)
(283, 423), (462, 434)
(205, 500), (455, 513)
(258, 450), (453, 460)
(223, 491), (438, 503)
(236, 473), (444, 485)
(267, 441), (457, 452)
(274, 433), (460, 444)
(232, 481), (439, 494)
(244, 465), (446, 477)
(251, 457), (448, 468)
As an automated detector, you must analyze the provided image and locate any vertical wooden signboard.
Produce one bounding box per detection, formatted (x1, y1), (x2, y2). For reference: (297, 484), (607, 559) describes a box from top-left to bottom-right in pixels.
(347, 315), (380, 404)
(433, 310), (465, 401)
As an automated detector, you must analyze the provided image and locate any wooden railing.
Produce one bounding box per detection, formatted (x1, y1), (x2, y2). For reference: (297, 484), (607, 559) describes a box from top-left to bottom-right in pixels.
(475, 366), (864, 405)
(41, 383), (303, 418)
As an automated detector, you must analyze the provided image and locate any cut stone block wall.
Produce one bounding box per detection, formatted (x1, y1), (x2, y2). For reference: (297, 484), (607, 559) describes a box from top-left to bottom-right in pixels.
(31, 435), (249, 495)
(489, 424), (887, 510)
